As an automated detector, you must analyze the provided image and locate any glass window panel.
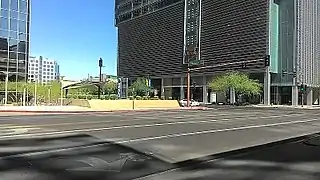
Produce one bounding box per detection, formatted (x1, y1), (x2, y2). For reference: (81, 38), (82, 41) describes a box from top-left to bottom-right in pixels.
(17, 41), (25, 53)
(1, 9), (8, 18)
(9, 51), (17, 59)
(0, 17), (8, 29)
(9, 38), (17, 46)
(19, 0), (27, 13)
(0, 29), (8, 38)
(9, 31), (17, 39)
(19, 12), (26, 21)
(1, 0), (9, 9)
(10, 18), (18, 31)
(18, 20), (25, 33)
(10, 10), (18, 19)
(18, 52), (26, 60)
(10, 0), (18, 11)
(18, 32), (26, 41)
(0, 50), (8, 58)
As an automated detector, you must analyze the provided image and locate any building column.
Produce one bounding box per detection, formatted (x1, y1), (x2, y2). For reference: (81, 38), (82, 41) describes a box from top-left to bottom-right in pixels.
(230, 88), (236, 104)
(161, 78), (165, 98)
(307, 88), (313, 106)
(180, 77), (184, 100)
(292, 86), (298, 106)
(264, 67), (271, 105)
(202, 76), (208, 103)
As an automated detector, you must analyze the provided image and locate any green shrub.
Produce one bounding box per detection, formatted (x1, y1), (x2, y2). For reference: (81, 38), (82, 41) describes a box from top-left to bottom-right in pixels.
(129, 96), (134, 100)
(103, 95), (110, 100)
(110, 94), (118, 100)
(142, 96), (149, 100)
(77, 94), (86, 99)
(86, 95), (93, 100)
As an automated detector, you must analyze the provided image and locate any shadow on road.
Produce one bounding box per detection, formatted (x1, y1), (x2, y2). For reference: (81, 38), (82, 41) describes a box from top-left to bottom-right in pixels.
(1, 133), (320, 179)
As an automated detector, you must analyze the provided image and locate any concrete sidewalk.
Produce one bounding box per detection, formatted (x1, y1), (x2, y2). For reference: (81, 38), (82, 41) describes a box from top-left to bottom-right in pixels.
(0, 106), (208, 114)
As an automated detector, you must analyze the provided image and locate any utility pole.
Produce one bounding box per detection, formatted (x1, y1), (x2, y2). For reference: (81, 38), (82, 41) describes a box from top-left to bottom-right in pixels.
(98, 57), (103, 99)
(60, 76), (65, 106)
(34, 80), (37, 106)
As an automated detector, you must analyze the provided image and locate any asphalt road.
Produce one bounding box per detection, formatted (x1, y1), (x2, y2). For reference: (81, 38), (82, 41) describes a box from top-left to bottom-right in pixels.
(0, 108), (320, 163)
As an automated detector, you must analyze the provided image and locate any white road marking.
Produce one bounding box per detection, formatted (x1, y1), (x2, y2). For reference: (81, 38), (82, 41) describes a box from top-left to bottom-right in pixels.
(2, 114), (305, 134)
(0, 128), (42, 136)
(118, 118), (320, 144)
(0, 114), (313, 139)
(5, 117), (320, 159)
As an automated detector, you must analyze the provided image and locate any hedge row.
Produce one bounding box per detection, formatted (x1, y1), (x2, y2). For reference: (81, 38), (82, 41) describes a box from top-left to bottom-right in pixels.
(66, 94), (174, 100)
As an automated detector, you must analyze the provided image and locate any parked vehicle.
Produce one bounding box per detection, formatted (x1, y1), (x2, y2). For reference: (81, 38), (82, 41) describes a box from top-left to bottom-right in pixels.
(179, 99), (200, 107)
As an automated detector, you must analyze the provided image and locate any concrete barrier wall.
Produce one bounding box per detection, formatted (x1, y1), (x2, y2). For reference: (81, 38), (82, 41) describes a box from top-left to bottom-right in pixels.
(88, 100), (133, 110)
(134, 100), (180, 109)
(87, 100), (180, 110)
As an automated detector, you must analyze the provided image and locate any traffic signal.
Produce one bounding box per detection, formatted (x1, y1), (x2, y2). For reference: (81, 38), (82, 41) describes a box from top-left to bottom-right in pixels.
(300, 83), (307, 92)
(99, 58), (103, 67)
(265, 55), (270, 67)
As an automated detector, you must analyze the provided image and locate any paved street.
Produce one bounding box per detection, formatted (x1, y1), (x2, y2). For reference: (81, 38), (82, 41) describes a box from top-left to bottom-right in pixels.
(0, 108), (319, 163)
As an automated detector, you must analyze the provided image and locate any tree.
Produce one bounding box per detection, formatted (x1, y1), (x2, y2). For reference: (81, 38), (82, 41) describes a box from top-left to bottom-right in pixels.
(104, 81), (117, 95)
(129, 77), (151, 97)
(209, 71), (262, 97)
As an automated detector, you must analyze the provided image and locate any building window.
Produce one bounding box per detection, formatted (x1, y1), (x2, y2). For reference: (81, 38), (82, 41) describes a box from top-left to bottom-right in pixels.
(10, 0), (18, 11)
(19, 0), (28, 13)
(0, 17), (8, 29)
(1, 0), (9, 10)
(1, 9), (8, 18)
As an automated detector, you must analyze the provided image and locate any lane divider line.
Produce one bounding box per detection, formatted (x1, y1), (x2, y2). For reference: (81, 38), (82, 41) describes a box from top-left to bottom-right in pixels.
(0, 114), (313, 140)
(3, 117), (320, 158)
(0, 113), (305, 129)
(118, 118), (320, 144)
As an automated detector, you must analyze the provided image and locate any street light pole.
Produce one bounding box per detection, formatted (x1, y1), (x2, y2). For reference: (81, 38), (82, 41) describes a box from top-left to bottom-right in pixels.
(34, 80), (37, 106)
(187, 67), (191, 107)
(4, 73), (8, 106)
(60, 76), (65, 106)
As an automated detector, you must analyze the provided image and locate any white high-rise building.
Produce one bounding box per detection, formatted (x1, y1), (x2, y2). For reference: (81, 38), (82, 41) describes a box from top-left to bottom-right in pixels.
(28, 56), (60, 84)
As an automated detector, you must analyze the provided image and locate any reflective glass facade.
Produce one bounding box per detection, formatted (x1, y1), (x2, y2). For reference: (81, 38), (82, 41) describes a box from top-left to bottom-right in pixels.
(0, 0), (29, 82)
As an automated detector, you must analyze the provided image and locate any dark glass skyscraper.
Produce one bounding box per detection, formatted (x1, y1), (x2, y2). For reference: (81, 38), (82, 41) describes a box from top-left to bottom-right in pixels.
(115, 0), (320, 105)
(0, 0), (30, 82)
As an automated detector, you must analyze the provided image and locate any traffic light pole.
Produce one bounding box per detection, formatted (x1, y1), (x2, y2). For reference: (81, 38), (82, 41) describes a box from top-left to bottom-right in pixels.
(187, 67), (191, 107)
(98, 58), (103, 99)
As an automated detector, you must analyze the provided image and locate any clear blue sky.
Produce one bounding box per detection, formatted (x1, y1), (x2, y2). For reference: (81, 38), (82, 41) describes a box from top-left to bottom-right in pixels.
(30, 0), (117, 80)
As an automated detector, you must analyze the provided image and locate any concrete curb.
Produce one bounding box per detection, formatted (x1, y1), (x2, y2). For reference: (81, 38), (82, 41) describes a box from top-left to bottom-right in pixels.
(0, 107), (209, 114)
